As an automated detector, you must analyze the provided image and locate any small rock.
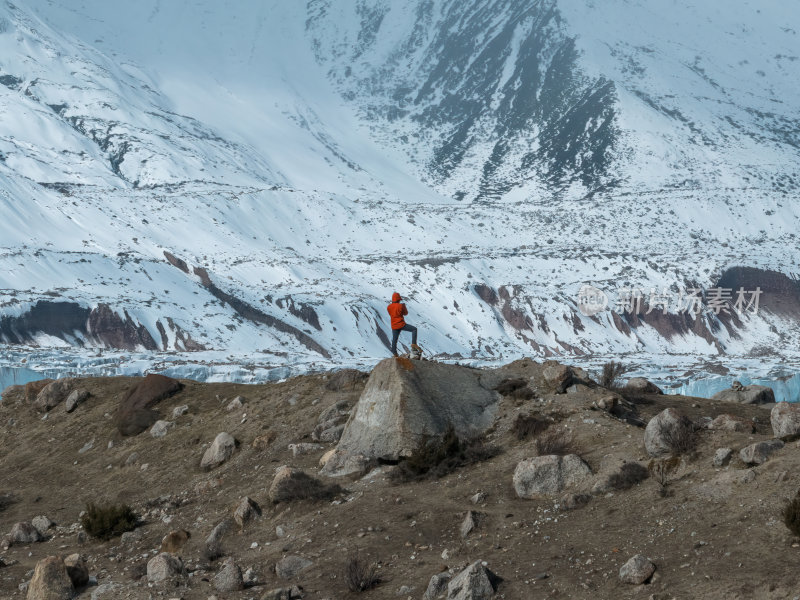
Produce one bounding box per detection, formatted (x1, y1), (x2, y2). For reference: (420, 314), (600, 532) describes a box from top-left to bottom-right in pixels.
(150, 420), (176, 438)
(214, 557), (244, 592)
(262, 589), (292, 600)
(146, 553), (185, 582)
(63, 553), (89, 588)
(233, 497), (262, 528)
(65, 389), (90, 413)
(172, 405), (189, 418)
(559, 492), (592, 511)
(90, 582), (123, 599)
(739, 440), (784, 465)
(713, 448), (733, 468)
(27, 556), (74, 600)
(9, 522), (42, 545)
(708, 414), (754, 433)
(470, 492), (487, 504)
(206, 518), (233, 554)
(423, 572), (452, 600)
(78, 439), (94, 454)
(619, 554), (656, 584)
(460, 511), (478, 538)
(124, 452), (139, 466)
(275, 555), (312, 580)
(31, 516), (55, 536)
(447, 561), (498, 600)
(288, 443), (324, 457)
(200, 432), (236, 470)
(120, 530), (142, 545)
(226, 396), (245, 411)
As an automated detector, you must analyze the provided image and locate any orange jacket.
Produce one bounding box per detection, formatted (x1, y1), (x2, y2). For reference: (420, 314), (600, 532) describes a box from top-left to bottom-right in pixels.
(387, 293), (408, 330)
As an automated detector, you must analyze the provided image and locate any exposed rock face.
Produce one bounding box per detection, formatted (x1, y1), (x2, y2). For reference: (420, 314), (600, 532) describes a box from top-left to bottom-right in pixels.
(625, 377), (663, 394)
(327, 358), (499, 467)
(644, 408), (691, 457)
(114, 374), (183, 436)
(325, 369), (368, 391)
(771, 402), (800, 437)
(312, 400), (353, 443)
(739, 440), (784, 465)
(619, 554), (656, 584)
(447, 561), (498, 600)
(34, 379), (74, 412)
(26, 556), (74, 600)
(201, 433), (236, 469)
(711, 385), (775, 405)
(87, 303), (158, 351)
(513, 455), (592, 499)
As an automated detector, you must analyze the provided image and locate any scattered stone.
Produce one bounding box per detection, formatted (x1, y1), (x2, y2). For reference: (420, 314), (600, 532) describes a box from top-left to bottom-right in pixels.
(619, 554), (656, 584)
(78, 439), (94, 454)
(771, 402), (800, 437)
(90, 583), (123, 599)
(624, 377), (663, 394)
(172, 405), (189, 418)
(460, 511), (479, 538)
(513, 454), (592, 498)
(739, 440), (784, 465)
(160, 530), (191, 553)
(64, 389), (90, 413)
(34, 379), (75, 413)
(150, 420), (175, 438)
(115, 373), (183, 436)
(268, 467), (318, 503)
(262, 589), (292, 600)
(708, 414), (754, 433)
(226, 396), (245, 411)
(214, 557), (244, 592)
(31, 516), (55, 536)
(288, 442), (324, 457)
(124, 452), (139, 466)
(313, 400), (354, 442)
(542, 362), (575, 394)
(424, 572), (452, 600)
(319, 449), (372, 478)
(711, 384), (775, 405)
(63, 553), (89, 588)
(713, 448), (733, 468)
(146, 553), (185, 582)
(201, 432), (236, 470)
(120, 530), (142, 545)
(470, 492), (487, 505)
(233, 497), (262, 528)
(560, 492), (592, 511)
(447, 560), (498, 600)
(275, 555), (312, 580)
(644, 408), (690, 457)
(27, 556), (74, 600)
(206, 518), (233, 554)
(9, 522), (43, 545)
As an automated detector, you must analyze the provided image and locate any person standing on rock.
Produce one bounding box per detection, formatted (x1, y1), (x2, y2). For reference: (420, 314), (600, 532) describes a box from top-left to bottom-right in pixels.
(387, 292), (419, 357)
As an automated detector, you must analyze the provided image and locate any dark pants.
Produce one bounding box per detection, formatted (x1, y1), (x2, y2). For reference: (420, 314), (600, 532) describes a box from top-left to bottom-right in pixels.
(391, 324), (417, 355)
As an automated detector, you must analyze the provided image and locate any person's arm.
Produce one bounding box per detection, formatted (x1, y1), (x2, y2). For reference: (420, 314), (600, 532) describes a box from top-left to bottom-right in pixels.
(402, 304), (408, 316)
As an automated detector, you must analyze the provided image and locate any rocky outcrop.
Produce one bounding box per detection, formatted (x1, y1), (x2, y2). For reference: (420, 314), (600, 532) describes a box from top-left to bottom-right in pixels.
(114, 374), (183, 436)
(711, 385), (775, 405)
(33, 379), (74, 412)
(323, 358), (499, 471)
(87, 304), (158, 351)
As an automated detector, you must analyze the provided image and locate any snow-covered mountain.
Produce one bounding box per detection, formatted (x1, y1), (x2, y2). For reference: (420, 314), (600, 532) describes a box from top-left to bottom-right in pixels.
(1, 0), (800, 381)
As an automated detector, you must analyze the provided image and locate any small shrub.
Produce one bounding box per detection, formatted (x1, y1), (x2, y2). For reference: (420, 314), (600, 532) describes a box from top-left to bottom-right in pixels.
(276, 472), (346, 503)
(511, 414), (549, 441)
(783, 492), (800, 537)
(345, 551), (380, 592)
(391, 426), (500, 483)
(657, 416), (697, 456)
(648, 457), (681, 497)
(607, 462), (649, 490)
(80, 503), (138, 540)
(600, 361), (628, 389)
(534, 427), (579, 456)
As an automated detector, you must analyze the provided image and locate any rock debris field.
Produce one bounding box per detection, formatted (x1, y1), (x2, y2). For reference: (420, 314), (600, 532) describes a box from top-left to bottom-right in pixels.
(1, 357), (800, 599)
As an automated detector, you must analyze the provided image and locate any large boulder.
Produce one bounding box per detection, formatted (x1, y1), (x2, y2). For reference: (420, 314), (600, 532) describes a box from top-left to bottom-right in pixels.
(146, 553), (185, 582)
(25, 379), (54, 403)
(64, 390), (90, 413)
(447, 561), (498, 600)
(33, 379), (75, 412)
(214, 557), (244, 592)
(771, 402), (800, 437)
(739, 440), (784, 465)
(644, 408), (692, 457)
(26, 556), (74, 600)
(711, 384), (775, 405)
(115, 374), (183, 436)
(323, 358), (499, 472)
(200, 432), (236, 469)
(513, 454), (592, 499)
(625, 377), (663, 395)
(10, 521), (43, 545)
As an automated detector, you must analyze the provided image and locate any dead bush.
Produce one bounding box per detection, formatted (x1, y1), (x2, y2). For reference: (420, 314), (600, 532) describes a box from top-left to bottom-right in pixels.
(783, 492), (800, 537)
(275, 472), (346, 503)
(648, 457), (681, 497)
(607, 462), (649, 490)
(80, 502), (138, 540)
(600, 361), (628, 389)
(534, 427), (579, 456)
(657, 415), (697, 456)
(345, 551), (380, 592)
(511, 414), (549, 441)
(391, 426), (500, 483)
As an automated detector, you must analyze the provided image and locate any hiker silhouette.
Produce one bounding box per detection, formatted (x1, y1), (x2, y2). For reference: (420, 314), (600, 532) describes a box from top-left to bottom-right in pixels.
(387, 292), (419, 357)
